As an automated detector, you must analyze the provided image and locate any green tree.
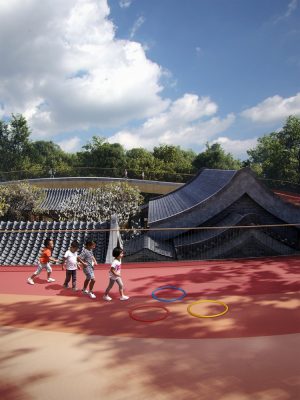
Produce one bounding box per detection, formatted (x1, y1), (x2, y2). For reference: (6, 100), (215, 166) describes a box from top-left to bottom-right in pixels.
(247, 133), (284, 179)
(247, 115), (300, 184)
(277, 116), (300, 183)
(0, 114), (31, 178)
(55, 182), (143, 226)
(193, 143), (241, 171)
(0, 191), (9, 217)
(78, 136), (126, 177)
(27, 140), (75, 177)
(125, 148), (162, 179)
(0, 182), (45, 221)
(152, 144), (196, 181)
(0, 115), (75, 179)
(82, 136), (107, 151)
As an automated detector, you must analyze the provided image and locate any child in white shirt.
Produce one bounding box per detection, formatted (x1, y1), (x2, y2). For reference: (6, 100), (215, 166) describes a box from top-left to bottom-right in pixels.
(103, 247), (129, 301)
(62, 240), (82, 291)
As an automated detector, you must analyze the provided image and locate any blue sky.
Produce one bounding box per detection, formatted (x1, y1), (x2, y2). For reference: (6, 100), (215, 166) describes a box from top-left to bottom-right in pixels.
(0, 0), (299, 159)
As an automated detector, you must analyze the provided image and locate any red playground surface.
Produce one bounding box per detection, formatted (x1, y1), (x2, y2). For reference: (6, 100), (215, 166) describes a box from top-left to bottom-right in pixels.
(0, 256), (300, 400)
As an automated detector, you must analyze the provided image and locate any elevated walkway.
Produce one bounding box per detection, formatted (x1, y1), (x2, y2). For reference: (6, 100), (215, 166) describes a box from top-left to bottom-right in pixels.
(0, 177), (182, 195)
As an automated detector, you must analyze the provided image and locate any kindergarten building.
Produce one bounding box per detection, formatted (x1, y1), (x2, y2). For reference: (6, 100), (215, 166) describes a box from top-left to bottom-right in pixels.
(124, 168), (300, 261)
(0, 167), (300, 265)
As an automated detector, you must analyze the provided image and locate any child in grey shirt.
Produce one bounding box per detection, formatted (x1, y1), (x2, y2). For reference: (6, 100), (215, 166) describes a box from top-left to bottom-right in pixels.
(79, 240), (97, 299)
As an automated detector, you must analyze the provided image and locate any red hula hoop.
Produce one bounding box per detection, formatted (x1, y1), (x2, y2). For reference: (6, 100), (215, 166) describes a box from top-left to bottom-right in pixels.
(129, 304), (170, 323)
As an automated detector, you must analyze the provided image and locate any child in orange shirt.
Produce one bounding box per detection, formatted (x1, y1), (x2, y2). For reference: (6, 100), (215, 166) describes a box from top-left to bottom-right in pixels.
(27, 238), (58, 285)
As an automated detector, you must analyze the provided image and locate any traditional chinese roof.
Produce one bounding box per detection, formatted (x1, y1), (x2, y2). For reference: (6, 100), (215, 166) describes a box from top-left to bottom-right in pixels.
(123, 234), (175, 262)
(148, 169), (237, 224)
(0, 220), (109, 265)
(39, 188), (94, 211)
(147, 168), (300, 237)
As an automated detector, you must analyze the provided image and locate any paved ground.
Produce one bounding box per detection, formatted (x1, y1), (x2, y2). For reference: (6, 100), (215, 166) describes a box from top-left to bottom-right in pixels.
(0, 257), (299, 399)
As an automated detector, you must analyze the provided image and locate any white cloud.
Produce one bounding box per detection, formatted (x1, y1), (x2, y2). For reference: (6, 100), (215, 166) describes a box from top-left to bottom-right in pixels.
(160, 68), (177, 89)
(0, 0), (266, 157)
(130, 15), (145, 39)
(285, 0), (298, 17)
(241, 93), (300, 123)
(0, 0), (167, 138)
(57, 136), (82, 152)
(211, 137), (258, 160)
(108, 93), (235, 150)
(119, 0), (132, 8)
(274, 0), (298, 23)
(195, 47), (203, 57)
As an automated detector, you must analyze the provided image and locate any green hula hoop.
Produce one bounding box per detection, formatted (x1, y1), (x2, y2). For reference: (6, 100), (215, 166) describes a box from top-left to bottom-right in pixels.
(187, 299), (229, 318)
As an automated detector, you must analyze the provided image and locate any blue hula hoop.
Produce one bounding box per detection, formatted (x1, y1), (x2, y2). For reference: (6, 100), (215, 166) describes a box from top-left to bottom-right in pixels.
(152, 285), (187, 303)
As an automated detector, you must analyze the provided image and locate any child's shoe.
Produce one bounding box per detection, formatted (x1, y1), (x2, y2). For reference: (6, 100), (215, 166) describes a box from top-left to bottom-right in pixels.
(89, 292), (96, 299)
(27, 278), (34, 285)
(72, 287), (78, 291)
(47, 278), (55, 283)
(103, 294), (112, 301)
(82, 289), (89, 295)
(63, 284), (69, 289)
(120, 295), (129, 301)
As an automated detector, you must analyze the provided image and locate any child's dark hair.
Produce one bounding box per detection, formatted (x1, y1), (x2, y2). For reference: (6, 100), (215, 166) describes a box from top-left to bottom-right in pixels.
(85, 240), (95, 247)
(71, 240), (79, 248)
(44, 238), (52, 247)
(112, 247), (123, 258)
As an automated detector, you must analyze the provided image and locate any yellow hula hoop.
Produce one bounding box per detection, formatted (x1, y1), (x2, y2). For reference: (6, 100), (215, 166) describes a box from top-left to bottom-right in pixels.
(187, 299), (229, 318)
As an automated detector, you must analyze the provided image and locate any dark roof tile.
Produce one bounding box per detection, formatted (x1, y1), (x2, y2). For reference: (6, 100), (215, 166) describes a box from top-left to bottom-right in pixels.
(148, 169), (237, 223)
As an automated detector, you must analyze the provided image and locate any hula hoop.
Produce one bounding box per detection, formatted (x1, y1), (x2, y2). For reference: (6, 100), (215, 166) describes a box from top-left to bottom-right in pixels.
(187, 299), (229, 318)
(129, 305), (169, 323)
(152, 285), (187, 303)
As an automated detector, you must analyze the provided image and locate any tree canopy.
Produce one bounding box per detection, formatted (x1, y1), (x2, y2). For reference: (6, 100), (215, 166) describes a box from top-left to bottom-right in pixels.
(0, 182), (45, 221)
(77, 136), (126, 177)
(125, 148), (160, 179)
(247, 115), (300, 184)
(1, 113), (300, 226)
(51, 182), (143, 226)
(193, 143), (241, 171)
(0, 114), (31, 177)
(2, 114), (300, 189)
(26, 140), (75, 178)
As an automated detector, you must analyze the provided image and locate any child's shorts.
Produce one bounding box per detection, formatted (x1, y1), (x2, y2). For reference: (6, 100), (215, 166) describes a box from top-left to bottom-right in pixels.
(108, 277), (124, 290)
(83, 265), (95, 280)
(35, 262), (52, 275)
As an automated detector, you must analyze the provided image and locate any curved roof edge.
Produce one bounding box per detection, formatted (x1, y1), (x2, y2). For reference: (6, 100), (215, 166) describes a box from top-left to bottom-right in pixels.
(148, 168), (240, 224)
(149, 167), (237, 201)
(197, 229), (296, 260)
(148, 167), (300, 229)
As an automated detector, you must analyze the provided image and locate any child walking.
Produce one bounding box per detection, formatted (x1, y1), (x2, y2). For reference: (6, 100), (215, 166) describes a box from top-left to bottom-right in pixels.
(103, 247), (129, 301)
(79, 240), (97, 299)
(27, 238), (58, 285)
(62, 240), (82, 291)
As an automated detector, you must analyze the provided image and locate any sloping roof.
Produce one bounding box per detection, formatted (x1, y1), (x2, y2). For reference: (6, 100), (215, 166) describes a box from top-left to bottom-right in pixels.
(147, 168), (300, 235)
(173, 212), (244, 247)
(39, 188), (91, 211)
(148, 169), (237, 224)
(190, 229), (296, 259)
(0, 220), (109, 265)
(123, 234), (175, 259)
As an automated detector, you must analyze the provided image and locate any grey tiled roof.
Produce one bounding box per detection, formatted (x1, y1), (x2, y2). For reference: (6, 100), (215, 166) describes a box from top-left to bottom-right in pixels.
(0, 220), (109, 265)
(123, 234), (175, 259)
(192, 228), (296, 260)
(173, 212), (243, 247)
(39, 188), (88, 210)
(148, 169), (237, 224)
